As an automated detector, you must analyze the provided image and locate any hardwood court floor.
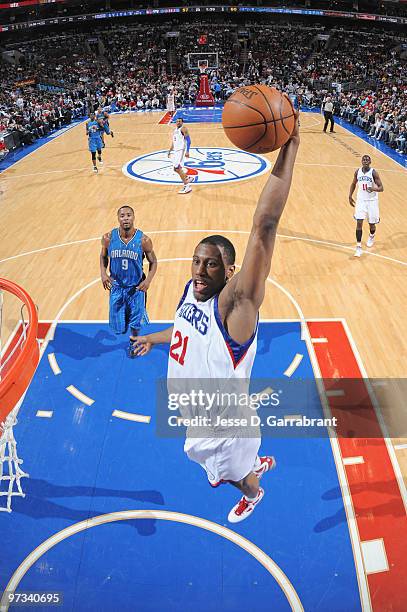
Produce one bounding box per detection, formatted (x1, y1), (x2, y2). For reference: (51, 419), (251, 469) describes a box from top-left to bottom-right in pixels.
(0, 110), (406, 480)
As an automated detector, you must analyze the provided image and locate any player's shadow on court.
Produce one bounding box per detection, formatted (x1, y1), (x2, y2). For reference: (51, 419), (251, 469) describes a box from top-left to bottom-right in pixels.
(278, 225), (355, 249)
(314, 480), (404, 532)
(380, 232), (407, 252)
(51, 328), (123, 360)
(12, 478), (164, 536)
(278, 226), (407, 264)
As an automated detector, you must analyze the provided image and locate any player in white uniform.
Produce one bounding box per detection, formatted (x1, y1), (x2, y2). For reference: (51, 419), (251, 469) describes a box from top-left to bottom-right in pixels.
(168, 117), (193, 195)
(166, 88), (176, 114)
(134, 110), (300, 523)
(349, 155), (384, 257)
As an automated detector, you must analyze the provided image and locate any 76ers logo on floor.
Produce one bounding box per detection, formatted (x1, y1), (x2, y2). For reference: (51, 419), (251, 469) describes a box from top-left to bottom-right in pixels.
(122, 148), (271, 185)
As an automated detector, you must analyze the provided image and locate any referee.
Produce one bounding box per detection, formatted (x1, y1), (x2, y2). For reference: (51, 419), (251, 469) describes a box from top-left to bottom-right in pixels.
(322, 95), (335, 133)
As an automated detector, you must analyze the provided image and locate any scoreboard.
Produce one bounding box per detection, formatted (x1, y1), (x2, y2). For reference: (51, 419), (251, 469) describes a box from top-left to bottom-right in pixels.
(0, 3), (406, 32)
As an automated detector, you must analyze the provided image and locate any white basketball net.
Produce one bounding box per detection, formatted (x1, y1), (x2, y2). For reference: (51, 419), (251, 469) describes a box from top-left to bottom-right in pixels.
(0, 402), (29, 512)
(0, 293), (30, 512)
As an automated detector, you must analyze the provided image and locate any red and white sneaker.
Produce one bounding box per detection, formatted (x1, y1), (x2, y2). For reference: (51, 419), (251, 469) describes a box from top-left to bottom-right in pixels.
(209, 479), (226, 488)
(254, 456), (276, 479)
(228, 487), (264, 523)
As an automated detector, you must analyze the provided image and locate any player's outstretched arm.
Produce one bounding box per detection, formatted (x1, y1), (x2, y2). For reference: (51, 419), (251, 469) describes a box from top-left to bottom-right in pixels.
(132, 326), (174, 357)
(349, 171), (357, 206)
(218, 113), (300, 344)
(137, 235), (158, 292)
(100, 233), (113, 290)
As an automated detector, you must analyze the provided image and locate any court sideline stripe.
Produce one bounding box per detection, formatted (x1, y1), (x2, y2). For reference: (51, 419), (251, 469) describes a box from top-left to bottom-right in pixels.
(340, 319), (407, 511)
(301, 329), (372, 609)
(309, 319), (407, 611)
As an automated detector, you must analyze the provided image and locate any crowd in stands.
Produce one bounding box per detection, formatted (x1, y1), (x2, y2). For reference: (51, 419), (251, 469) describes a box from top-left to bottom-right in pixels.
(0, 20), (406, 157)
(339, 87), (407, 154)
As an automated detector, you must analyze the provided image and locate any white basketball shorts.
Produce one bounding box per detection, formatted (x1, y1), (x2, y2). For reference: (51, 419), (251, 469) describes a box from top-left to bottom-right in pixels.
(172, 149), (185, 169)
(184, 436), (261, 484)
(354, 199), (380, 224)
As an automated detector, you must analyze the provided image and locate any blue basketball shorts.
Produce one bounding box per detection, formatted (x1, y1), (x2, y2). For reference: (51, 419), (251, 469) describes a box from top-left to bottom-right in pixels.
(88, 136), (103, 153)
(109, 284), (149, 334)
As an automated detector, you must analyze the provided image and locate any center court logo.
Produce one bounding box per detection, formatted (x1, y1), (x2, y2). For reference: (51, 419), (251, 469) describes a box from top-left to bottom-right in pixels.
(122, 147), (271, 185)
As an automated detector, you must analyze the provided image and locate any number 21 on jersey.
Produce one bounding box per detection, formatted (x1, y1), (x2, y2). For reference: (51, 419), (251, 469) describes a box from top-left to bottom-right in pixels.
(170, 330), (189, 365)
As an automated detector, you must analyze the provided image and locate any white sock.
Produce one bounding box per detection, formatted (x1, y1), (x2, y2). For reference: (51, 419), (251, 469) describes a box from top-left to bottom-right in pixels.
(357, 242), (361, 247)
(369, 233), (375, 238)
(245, 491), (259, 502)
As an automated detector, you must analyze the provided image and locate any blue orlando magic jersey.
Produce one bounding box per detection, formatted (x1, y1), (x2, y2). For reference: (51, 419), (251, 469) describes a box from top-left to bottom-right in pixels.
(87, 120), (101, 142)
(108, 228), (144, 288)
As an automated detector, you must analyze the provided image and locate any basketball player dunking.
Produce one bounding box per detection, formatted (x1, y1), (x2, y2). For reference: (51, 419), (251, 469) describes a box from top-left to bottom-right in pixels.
(349, 155), (384, 257)
(168, 117), (193, 194)
(133, 113), (300, 523)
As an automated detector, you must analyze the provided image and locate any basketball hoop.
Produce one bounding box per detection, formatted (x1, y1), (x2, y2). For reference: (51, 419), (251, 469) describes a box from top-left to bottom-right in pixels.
(198, 60), (208, 75)
(0, 278), (39, 512)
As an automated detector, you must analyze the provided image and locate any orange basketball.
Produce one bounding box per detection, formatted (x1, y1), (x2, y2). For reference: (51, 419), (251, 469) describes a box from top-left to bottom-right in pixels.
(222, 85), (296, 154)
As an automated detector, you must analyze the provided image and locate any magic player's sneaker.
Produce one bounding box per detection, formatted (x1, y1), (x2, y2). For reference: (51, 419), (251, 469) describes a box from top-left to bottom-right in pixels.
(366, 235), (375, 248)
(254, 456), (276, 479)
(228, 487), (264, 523)
(354, 246), (362, 257)
(93, 166), (98, 173)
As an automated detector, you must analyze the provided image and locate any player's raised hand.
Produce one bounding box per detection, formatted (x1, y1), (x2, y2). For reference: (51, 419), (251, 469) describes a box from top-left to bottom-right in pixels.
(101, 272), (113, 290)
(349, 195), (355, 207)
(132, 336), (152, 357)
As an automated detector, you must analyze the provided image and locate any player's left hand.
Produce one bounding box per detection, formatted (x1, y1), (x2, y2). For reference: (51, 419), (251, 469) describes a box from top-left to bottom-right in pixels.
(185, 152), (190, 158)
(136, 279), (150, 292)
(132, 336), (152, 357)
(367, 187), (375, 193)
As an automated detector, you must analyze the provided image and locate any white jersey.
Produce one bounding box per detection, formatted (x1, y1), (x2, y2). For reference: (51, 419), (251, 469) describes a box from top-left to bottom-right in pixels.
(167, 93), (175, 112)
(354, 167), (380, 224)
(356, 168), (378, 204)
(167, 280), (258, 437)
(172, 126), (185, 152)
